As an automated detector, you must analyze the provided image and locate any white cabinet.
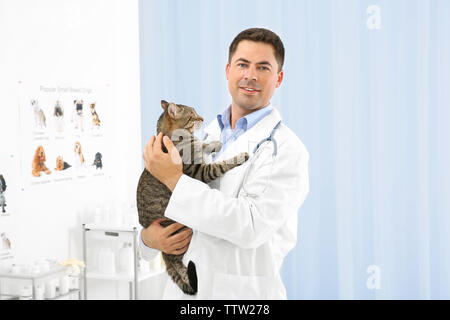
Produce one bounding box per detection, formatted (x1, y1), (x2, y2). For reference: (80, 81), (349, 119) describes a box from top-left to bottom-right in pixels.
(82, 223), (164, 300)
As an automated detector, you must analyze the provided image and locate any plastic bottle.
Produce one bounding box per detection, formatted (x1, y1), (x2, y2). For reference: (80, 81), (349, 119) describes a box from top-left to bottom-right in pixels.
(119, 243), (134, 275)
(98, 248), (116, 274)
(59, 275), (70, 295)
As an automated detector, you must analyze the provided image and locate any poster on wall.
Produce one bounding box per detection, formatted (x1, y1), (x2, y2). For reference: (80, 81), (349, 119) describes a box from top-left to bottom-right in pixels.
(17, 82), (111, 189)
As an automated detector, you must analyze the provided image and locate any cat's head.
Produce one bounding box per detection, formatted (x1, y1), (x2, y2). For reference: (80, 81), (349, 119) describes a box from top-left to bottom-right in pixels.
(157, 100), (204, 138)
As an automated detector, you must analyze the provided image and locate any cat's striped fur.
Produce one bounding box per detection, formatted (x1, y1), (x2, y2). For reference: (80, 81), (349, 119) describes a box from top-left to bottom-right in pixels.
(136, 100), (249, 295)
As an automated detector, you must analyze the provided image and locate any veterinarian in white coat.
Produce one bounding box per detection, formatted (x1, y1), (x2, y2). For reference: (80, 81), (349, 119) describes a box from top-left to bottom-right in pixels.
(140, 28), (309, 299)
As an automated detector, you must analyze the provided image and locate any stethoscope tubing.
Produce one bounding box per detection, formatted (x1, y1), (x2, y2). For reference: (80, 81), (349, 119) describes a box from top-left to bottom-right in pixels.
(242, 120), (282, 197)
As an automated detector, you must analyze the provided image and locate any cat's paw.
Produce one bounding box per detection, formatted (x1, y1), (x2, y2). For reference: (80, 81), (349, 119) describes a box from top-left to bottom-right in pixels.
(209, 141), (222, 152)
(204, 141), (222, 155)
(238, 152), (249, 163)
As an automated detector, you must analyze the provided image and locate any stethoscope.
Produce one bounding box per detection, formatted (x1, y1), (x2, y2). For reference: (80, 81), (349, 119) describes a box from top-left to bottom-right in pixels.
(241, 120), (282, 197)
(252, 120), (282, 156)
(204, 119), (282, 196)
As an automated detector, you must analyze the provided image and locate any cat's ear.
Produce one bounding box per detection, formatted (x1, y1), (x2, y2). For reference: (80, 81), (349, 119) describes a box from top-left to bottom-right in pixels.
(167, 103), (180, 119)
(161, 100), (169, 110)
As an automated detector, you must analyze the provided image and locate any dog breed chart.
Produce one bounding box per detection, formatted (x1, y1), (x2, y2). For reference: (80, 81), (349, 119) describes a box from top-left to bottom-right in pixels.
(18, 82), (111, 188)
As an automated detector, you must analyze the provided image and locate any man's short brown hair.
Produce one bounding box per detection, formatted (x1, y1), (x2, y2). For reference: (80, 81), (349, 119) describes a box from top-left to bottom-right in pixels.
(228, 28), (285, 73)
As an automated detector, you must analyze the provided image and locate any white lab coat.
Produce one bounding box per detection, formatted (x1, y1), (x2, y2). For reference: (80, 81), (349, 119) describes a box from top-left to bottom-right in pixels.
(141, 106), (309, 299)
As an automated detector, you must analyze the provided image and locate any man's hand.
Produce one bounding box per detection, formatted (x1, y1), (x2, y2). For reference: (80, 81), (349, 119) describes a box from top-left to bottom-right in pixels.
(142, 218), (192, 255)
(143, 133), (183, 191)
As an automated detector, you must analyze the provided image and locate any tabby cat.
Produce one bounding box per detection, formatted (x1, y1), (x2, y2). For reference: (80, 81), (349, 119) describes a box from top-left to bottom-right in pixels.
(136, 100), (249, 295)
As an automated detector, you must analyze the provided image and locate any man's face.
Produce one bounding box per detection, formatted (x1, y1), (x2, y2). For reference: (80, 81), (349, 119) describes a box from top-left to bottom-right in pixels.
(226, 40), (283, 113)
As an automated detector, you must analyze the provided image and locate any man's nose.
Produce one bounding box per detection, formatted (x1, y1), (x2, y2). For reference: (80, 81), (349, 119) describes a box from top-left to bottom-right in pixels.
(244, 65), (257, 81)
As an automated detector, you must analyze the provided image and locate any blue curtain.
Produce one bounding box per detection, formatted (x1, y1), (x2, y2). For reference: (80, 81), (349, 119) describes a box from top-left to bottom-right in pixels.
(139, 0), (450, 299)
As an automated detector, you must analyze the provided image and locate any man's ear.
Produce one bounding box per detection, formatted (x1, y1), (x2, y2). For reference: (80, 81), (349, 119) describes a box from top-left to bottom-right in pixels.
(225, 62), (230, 81)
(161, 100), (169, 110)
(275, 70), (284, 88)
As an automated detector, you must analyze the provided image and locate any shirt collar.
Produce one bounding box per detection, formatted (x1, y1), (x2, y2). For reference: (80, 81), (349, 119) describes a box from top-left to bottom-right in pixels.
(217, 104), (273, 131)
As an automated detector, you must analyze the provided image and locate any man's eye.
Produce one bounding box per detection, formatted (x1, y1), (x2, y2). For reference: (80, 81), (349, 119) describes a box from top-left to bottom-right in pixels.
(259, 66), (269, 71)
(238, 63), (247, 68)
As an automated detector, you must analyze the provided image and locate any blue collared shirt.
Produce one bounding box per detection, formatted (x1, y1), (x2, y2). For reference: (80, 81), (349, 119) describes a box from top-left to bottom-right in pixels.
(215, 104), (273, 157)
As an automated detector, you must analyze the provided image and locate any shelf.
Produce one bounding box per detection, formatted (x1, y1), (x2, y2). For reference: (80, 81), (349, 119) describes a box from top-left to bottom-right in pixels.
(86, 269), (165, 282)
(0, 288), (80, 300)
(0, 293), (32, 299)
(84, 223), (139, 233)
(45, 288), (80, 300)
(0, 265), (69, 280)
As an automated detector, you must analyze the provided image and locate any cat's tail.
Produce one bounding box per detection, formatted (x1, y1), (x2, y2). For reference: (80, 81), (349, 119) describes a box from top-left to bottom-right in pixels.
(163, 253), (197, 295)
(187, 261), (198, 293)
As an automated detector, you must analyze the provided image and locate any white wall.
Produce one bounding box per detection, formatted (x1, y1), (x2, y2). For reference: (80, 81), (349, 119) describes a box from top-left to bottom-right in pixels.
(0, 0), (151, 299)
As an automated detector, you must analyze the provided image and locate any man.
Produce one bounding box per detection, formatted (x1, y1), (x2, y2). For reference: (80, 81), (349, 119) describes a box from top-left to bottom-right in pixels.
(140, 28), (309, 299)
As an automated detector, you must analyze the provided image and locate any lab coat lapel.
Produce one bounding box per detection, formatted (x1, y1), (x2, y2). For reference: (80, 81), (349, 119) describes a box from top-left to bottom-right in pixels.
(204, 118), (221, 142)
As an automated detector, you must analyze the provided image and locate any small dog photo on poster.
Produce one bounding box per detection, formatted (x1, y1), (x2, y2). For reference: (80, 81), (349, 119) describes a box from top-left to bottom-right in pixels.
(73, 140), (87, 171)
(89, 102), (101, 131)
(31, 99), (47, 131)
(72, 99), (85, 132)
(54, 100), (65, 134)
(92, 152), (103, 170)
(31, 145), (52, 178)
(55, 156), (72, 171)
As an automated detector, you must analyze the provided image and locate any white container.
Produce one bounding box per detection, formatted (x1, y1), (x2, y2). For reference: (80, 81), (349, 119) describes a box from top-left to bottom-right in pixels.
(21, 264), (33, 275)
(19, 285), (33, 300)
(112, 214), (122, 227)
(70, 276), (79, 290)
(34, 285), (45, 300)
(118, 243), (134, 275)
(31, 264), (41, 274)
(94, 207), (102, 223)
(11, 264), (20, 274)
(97, 248), (116, 274)
(38, 260), (50, 273)
(59, 275), (70, 295)
(45, 282), (56, 299)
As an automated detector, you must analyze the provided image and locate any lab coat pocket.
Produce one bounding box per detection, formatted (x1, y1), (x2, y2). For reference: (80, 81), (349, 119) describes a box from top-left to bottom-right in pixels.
(211, 273), (283, 300)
